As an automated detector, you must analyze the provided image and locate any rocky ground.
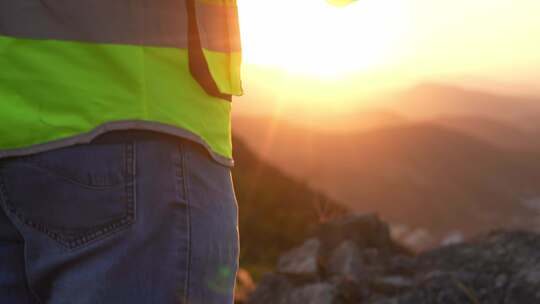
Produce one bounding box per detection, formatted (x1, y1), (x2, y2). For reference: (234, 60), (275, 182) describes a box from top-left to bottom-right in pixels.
(245, 214), (540, 304)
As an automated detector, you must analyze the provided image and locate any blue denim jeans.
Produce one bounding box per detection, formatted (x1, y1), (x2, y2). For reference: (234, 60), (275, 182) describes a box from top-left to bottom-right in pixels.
(0, 131), (239, 303)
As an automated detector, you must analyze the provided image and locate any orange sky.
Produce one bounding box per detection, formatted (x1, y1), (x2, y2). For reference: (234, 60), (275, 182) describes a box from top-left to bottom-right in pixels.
(235, 0), (540, 114)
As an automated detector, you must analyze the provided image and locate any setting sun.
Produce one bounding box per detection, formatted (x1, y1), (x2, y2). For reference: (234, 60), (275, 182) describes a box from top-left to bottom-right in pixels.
(237, 0), (410, 77)
(235, 0), (540, 116)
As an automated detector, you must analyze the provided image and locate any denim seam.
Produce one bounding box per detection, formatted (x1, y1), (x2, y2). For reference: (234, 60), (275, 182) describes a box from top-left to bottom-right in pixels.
(129, 141), (137, 227)
(0, 142), (136, 250)
(180, 141), (193, 304)
(0, 168), (43, 304)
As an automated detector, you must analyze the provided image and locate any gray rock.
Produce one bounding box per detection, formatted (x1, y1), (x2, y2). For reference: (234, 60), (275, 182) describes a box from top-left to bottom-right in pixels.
(495, 273), (507, 288)
(333, 276), (367, 302)
(522, 267), (540, 285)
(371, 298), (400, 304)
(506, 266), (540, 304)
(248, 215), (540, 304)
(387, 255), (417, 276)
(402, 228), (433, 249)
(326, 241), (363, 280)
(278, 238), (320, 276)
(283, 283), (337, 304)
(314, 214), (398, 254)
(369, 276), (414, 295)
(416, 270), (446, 283)
(441, 231), (465, 247)
(246, 273), (293, 304)
(361, 248), (381, 265)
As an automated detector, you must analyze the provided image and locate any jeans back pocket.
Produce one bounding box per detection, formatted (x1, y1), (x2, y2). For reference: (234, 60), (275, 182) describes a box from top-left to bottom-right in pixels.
(0, 142), (135, 249)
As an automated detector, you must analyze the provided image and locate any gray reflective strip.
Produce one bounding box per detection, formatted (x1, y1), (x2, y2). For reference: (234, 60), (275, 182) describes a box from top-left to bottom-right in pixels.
(0, 0), (239, 52)
(0, 121), (234, 167)
(0, 0), (189, 48)
(196, 2), (241, 52)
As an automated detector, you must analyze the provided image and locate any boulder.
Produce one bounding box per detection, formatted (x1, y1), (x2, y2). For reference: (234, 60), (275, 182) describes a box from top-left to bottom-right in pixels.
(248, 215), (540, 304)
(396, 231), (540, 303)
(326, 241), (363, 280)
(277, 238), (320, 276)
(282, 283), (338, 304)
(369, 275), (415, 295)
(387, 255), (417, 277)
(505, 266), (540, 303)
(245, 274), (293, 304)
(314, 214), (395, 254)
(371, 298), (400, 304)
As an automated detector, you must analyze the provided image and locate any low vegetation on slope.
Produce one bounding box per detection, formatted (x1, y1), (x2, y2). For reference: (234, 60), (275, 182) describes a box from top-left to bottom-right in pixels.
(232, 137), (348, 277)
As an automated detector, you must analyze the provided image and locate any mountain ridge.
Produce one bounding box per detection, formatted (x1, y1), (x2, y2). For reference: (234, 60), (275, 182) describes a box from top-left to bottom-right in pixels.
(233, 84), (540, 245)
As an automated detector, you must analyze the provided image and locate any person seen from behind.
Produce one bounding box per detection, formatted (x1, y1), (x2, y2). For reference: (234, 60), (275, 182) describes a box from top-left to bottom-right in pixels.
(0, 0), (242, 303)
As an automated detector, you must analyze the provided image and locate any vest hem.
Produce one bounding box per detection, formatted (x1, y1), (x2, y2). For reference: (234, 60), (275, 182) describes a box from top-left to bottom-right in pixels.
(0, 120), (234, 167)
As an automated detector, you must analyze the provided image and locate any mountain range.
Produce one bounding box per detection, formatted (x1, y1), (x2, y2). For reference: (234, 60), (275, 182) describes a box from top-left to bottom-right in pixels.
(232, 84), (540, 246)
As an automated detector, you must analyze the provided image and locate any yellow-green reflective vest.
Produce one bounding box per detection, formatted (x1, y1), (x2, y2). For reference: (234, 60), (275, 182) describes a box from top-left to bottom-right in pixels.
(0, 0), (242, 166)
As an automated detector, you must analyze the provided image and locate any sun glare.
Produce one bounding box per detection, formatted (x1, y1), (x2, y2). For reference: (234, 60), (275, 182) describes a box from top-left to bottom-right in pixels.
(237, 0), (410, 78)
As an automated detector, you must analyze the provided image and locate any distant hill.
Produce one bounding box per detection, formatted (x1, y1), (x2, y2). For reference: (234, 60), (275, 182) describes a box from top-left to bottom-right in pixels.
(233, 117), (540, 242)
(381, 83), (540, 130)
(431, 115), (538, 150)
(235, 84), (540, 148)
(231, 137), (347, 272)
(232, 84), (540, 248)
(233, 110), (406, 135)
(326, 110), (406, 132)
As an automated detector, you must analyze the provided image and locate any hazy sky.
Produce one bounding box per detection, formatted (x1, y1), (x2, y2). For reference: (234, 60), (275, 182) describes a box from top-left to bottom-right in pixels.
(235, 0), (540, 114)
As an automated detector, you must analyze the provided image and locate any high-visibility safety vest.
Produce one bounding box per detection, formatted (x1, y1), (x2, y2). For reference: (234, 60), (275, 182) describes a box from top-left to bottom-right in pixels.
(0, 0), (242, 166)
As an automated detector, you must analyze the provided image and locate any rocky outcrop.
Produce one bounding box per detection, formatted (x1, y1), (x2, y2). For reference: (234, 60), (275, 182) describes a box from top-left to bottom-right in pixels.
(277, 238), (321, 276)
(246, 214), (540, 304)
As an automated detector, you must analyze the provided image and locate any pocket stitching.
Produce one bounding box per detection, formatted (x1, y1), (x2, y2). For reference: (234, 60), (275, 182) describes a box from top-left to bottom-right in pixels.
(1, 162), (124, 190)
(0, 142), (136, 250)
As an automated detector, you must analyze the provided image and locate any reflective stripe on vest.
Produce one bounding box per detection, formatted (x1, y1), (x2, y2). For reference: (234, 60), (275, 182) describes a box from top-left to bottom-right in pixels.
(0, 0), (242, 163)
(0, 0), (242, 97)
